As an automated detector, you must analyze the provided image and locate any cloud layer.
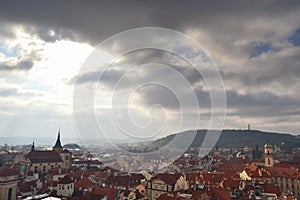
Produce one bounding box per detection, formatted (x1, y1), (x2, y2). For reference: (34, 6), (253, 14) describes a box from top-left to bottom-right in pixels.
(1, 0), (300, 140)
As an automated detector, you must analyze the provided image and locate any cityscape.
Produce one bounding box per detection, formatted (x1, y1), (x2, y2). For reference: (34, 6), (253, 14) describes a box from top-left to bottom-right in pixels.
(1, 1), (300, 200)
(0, 129), (300, 199)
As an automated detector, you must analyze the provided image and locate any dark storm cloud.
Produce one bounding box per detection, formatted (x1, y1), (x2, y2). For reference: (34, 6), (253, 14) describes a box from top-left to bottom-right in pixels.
(134, 84), (212, 111)
(1, 0), (300, 44)
(1, 0), (300, 133)
(224, 49), (300, 87)
(23, 26), (76, 43)
(71, 49), (205, 86)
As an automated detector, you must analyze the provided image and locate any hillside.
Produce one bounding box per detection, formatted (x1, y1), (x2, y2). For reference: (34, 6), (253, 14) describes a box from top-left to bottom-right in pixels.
(152, 129), (300, 152)
(63, 143), (82, 150)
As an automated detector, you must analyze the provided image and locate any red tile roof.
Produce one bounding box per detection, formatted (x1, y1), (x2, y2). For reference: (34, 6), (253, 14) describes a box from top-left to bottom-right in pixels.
(220, 158), (248, 173)
(106, 173), (145, 188)
(48, 167), (68, 176)
(157, 193), (176, 200)
(25, 150), (63, 163)
(244, 165), (271, 178)
(58, 175), (73, 184)
(191, 187), (230, 200)
(40, 180), (58, 193)
(94, 171), (110, 179)
(69, 169), (90, 181)
(0, 166), (18, 177)
(18, 181), (36, 193)
(266, 166), (300, 179)
(220, 179), (241, 189)
(152, 173), (183, 185)
(92, 187), (119, 200)
(75, 177), (93, 190)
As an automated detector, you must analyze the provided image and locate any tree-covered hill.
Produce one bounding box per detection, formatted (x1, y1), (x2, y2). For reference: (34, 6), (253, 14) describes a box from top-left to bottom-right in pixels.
(151, 129), (300, 152)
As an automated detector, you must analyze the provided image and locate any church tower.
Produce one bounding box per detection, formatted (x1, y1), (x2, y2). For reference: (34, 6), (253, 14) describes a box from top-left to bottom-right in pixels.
(31, 142), (35, 151)
(264, 142), (274, 167)
(53, 129), (63, 153)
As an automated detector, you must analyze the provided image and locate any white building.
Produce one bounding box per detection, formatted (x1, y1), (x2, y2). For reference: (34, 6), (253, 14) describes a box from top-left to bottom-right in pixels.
(57, 175), (74, 197)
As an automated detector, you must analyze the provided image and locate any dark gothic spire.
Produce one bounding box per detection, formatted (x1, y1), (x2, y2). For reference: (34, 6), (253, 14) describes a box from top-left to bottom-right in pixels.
(31, 142), (35, 151)
(53, 128), (63, 149)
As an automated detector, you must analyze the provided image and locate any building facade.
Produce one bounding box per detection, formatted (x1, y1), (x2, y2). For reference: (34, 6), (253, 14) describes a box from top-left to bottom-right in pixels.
(20, 130), (72, 176)
(264, 143), (274, 167)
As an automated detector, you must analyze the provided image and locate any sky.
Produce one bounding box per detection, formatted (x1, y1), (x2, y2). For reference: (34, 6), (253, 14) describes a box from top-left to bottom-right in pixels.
(1, 1), (300, 143)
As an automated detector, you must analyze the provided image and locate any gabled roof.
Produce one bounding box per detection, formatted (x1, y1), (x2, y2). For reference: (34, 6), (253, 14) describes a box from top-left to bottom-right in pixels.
(58, 175), (73, 184)
(151, 173), (183, 185)
(26, 151), (63, 163)
(106, 173), (145, 188)
(75, 177), (93, 189)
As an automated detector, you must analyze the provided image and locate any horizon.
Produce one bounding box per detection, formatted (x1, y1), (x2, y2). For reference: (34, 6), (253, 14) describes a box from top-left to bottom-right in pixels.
(1, 128), (299, 146)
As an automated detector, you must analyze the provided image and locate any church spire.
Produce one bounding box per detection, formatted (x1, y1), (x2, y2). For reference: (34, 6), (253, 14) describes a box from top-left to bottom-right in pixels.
(53, 128), (63, 152)
(31, 142), (35, 151)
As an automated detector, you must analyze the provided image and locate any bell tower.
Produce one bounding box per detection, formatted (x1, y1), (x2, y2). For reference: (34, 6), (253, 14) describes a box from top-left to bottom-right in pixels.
(53, 129), (63, 153)
(264, 142), (274, 167)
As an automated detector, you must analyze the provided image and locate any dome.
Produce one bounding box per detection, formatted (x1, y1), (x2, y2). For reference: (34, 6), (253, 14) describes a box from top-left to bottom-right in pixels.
(264, 143), (273, 148)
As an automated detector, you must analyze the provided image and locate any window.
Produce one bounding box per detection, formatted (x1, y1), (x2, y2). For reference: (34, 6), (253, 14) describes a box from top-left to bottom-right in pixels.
(8, 188), (12, 200)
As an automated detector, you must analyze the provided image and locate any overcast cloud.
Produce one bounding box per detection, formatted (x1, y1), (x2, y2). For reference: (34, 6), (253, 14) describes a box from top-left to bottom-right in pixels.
(0, 0), (300, 142)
